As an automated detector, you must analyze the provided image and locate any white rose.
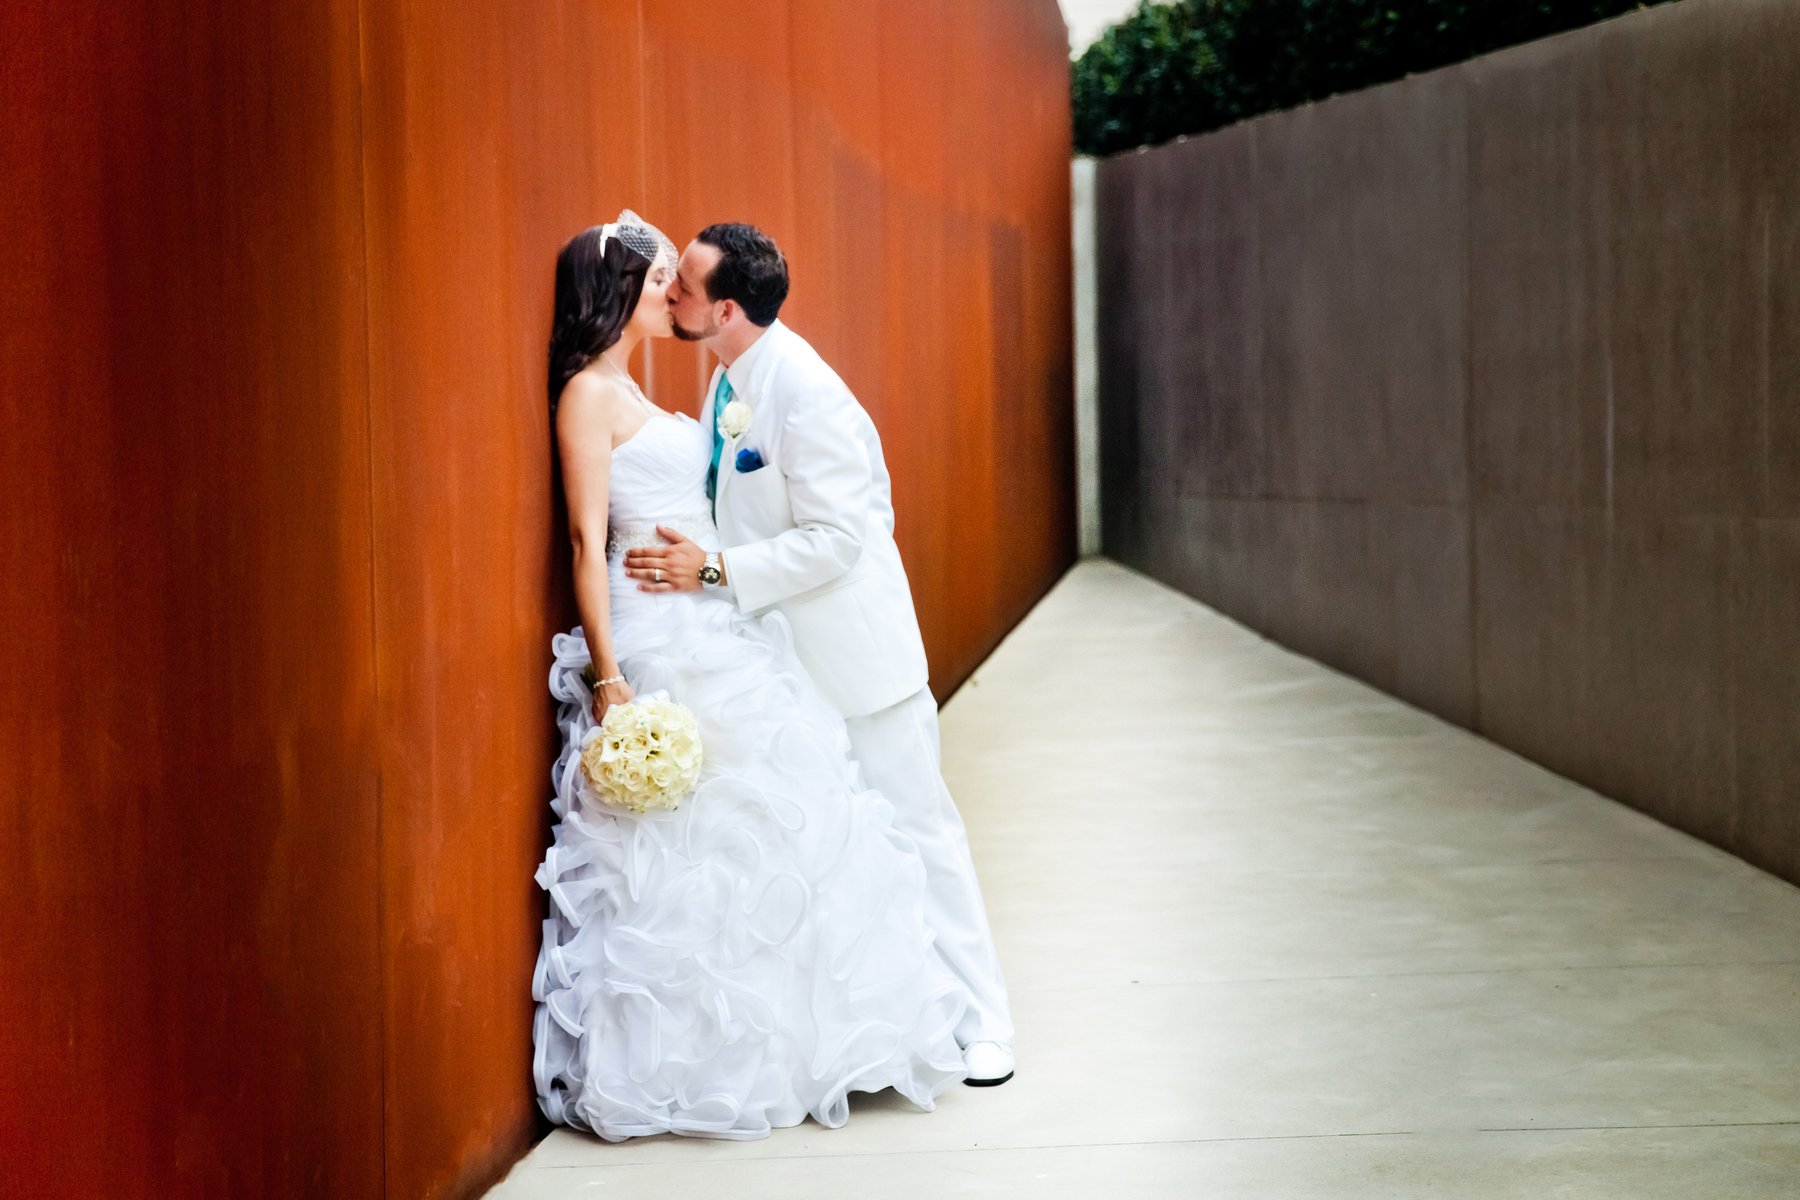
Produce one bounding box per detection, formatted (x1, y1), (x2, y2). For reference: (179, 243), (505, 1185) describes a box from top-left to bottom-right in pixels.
(719, 398), (753, 439)
(578, 693), (703, 813)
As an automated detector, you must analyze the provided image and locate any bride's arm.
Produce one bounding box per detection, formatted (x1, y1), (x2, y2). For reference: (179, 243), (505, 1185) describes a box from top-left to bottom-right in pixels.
(556, 378), (634, 719)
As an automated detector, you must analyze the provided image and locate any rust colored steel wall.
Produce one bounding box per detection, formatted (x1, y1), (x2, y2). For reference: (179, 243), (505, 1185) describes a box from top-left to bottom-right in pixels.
(634, 0), (1078, 694)
(1, 2), (1073, 1198)
(0, 1), (385, 1196)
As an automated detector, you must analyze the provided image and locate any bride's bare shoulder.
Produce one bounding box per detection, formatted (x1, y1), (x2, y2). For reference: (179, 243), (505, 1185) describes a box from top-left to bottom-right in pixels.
(560, 368), (636, 407)
(557, 370), (634, 431)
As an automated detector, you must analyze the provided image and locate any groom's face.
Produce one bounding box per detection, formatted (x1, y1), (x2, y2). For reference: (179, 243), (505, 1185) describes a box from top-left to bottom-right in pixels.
(669, 240), (724, 343)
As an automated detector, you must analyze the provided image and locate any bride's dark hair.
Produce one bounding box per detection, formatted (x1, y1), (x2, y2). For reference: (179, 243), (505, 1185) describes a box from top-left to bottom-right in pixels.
(548, 226), (651, 411)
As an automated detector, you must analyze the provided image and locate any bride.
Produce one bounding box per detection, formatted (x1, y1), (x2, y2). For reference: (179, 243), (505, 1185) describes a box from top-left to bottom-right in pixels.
(531, 211), (971, 1141)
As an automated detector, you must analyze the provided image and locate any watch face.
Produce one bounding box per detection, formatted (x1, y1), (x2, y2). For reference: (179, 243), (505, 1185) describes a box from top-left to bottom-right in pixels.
(700, 565), (721, 584)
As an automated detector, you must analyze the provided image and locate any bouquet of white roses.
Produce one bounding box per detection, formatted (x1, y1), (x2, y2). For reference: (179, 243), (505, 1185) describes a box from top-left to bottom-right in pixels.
(577, 692), (703, 814)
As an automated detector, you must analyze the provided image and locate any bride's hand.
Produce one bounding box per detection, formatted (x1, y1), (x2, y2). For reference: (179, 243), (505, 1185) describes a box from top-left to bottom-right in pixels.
(594, 677), (635, 723)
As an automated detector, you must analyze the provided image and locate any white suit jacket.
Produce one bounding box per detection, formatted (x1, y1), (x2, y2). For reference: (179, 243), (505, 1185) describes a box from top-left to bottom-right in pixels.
(700, 320), (930, 719)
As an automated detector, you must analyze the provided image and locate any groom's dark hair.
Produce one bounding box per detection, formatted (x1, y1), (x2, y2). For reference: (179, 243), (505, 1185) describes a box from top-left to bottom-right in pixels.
(697, 223), (788, 327)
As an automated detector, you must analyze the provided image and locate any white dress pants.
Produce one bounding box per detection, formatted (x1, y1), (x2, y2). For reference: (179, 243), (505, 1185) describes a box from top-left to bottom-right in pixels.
(844, 686), (1014, 1047)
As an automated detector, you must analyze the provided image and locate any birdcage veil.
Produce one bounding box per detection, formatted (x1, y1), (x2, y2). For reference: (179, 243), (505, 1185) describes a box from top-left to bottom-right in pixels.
(546, 210), (678, 408)
(600, 209), (676, 268)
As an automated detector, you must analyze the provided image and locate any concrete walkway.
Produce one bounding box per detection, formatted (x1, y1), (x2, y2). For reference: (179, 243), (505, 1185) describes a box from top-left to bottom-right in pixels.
(487, 560), (1800, 1197)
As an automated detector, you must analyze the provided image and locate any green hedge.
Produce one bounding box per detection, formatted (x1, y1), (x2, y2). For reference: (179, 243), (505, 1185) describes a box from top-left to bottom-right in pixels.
(1074, 0), (1674, 157)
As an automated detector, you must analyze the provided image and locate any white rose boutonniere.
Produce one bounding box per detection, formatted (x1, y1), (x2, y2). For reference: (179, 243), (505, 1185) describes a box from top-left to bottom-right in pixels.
(719, 398), (753, 440)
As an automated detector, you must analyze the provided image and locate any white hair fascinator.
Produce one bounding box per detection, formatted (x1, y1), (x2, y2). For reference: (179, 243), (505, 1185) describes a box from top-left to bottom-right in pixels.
(598, 209), (676, 267)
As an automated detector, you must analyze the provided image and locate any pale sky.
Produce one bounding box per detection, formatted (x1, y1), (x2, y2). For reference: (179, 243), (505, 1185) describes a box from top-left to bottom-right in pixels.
(1058, 0), (1151, 54)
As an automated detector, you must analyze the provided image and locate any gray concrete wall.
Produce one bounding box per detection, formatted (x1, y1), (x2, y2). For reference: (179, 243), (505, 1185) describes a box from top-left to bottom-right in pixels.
(1074, 157), (1102, 556)
(1097, 0), (1800, 885)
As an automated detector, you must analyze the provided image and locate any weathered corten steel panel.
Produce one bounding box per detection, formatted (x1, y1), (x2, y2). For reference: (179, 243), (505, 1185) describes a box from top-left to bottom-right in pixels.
(1097, 0), (1799, 885)
(352, 2), (652, 1195)
(1, 1), (384, 1196)
(359, 0), (1071, 1194)
(357, 10), (1071, 1193)
(4, 1), (1072, 1197)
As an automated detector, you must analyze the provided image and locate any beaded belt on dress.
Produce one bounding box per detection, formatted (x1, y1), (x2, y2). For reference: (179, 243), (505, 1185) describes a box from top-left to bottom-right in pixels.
(605, 512), (716, 558)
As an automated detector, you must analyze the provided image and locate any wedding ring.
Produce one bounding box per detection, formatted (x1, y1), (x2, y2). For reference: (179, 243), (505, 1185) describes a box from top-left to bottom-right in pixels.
(653, 567), (662, 582)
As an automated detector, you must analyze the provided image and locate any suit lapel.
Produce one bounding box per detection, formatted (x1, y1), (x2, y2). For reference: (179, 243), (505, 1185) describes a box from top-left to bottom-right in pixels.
(699, 364), (722, 435)
(705, 364), (736, 523)
(717, 419), (745, 510)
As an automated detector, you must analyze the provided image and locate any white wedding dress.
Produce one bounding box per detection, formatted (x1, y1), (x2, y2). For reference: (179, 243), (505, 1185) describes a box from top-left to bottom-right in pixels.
(532, 397), (970, 1142)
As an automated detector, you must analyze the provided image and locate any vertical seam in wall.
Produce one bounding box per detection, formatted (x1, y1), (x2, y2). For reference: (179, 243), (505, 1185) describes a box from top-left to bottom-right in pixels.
(350, 0), (388, 1192)
(634, 0), (650, 396)
(784, 0), (800, 248)
(1739, 201), (1773, 848)
(634, 0), (647, 207)
(1461, 68), (1481, 733)
(1247, 122), (1267, 630)
(1760, 207), (1772, 518)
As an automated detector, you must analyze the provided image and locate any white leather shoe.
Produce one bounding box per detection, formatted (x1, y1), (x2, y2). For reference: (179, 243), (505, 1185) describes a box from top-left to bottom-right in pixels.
(962, 1041), (1015, 1087)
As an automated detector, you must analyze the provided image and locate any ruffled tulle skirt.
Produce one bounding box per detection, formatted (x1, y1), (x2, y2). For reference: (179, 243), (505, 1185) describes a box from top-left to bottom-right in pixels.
(531, 577), (970, 1142)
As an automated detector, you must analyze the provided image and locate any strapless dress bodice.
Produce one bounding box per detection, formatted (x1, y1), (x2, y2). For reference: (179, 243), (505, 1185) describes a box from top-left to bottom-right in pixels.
(606, 409), (719, 554)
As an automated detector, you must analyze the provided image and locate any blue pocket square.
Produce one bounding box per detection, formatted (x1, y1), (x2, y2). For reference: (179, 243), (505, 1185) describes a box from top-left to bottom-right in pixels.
(734, 448), (766, 473)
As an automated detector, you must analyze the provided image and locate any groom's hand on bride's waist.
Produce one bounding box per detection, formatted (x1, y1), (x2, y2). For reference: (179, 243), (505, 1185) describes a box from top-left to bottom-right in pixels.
(624, 527), (708, 593)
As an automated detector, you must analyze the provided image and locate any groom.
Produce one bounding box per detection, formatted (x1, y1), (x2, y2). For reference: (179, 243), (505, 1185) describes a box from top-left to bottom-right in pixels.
(623, 223), (1015, 1086)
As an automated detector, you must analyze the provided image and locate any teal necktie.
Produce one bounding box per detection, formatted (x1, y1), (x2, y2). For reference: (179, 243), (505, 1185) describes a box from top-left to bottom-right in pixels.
(706, 372), (733, 505)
